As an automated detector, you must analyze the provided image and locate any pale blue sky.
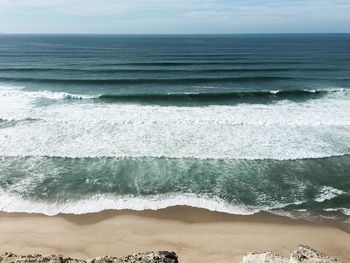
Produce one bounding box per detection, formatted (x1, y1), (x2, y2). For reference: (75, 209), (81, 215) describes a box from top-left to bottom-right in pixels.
(0, 0), (349, 34)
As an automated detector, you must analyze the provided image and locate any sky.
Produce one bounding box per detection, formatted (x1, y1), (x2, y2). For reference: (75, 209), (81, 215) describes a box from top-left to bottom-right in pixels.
(0, 0), (349, 34)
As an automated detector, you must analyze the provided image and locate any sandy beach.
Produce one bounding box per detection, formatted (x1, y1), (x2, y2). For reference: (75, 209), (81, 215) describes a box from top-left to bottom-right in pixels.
(0, 207), (349, 263)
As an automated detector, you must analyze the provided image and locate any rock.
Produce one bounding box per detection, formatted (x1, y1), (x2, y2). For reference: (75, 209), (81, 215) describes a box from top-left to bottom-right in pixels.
(0, 251), (178, 263)
(241, 245), (341, 263)
(241, 251), (289, 263)
(290, 245), (339, 263)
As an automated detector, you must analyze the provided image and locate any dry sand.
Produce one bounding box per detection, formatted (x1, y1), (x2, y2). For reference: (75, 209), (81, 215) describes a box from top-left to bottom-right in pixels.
(0, 206), (349, 263)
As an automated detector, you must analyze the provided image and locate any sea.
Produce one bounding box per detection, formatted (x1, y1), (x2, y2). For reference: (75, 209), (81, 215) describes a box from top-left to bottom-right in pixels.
(0, 34), (349, 223)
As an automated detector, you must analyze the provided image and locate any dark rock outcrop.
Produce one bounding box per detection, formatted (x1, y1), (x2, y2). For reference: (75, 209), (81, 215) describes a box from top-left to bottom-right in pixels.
(0, 251), (178, 263)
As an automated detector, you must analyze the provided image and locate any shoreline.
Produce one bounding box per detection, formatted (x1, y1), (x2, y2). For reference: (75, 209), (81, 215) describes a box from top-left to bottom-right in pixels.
(1, 206), (349, 263)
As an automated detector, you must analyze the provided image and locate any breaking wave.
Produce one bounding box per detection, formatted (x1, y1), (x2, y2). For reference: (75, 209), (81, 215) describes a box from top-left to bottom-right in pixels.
(1, 84), (347, 105)
(0, 85), (349, 160)
(0, 191), (270, 216)
(96, 89), (346, 105)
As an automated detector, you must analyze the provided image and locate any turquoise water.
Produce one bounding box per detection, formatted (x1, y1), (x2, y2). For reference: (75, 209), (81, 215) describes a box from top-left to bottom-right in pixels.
(0, 34), (349, 221)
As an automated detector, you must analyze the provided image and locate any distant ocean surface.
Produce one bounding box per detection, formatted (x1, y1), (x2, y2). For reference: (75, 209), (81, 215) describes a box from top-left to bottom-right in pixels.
(0, 34), (349, 222)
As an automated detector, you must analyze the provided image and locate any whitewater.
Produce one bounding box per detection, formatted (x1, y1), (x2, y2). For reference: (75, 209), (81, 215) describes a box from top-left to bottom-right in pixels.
(0, 85), (349, 160)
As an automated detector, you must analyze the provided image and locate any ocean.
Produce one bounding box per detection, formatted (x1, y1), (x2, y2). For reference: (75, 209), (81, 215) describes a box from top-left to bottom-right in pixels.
(0, 34), (349, 222)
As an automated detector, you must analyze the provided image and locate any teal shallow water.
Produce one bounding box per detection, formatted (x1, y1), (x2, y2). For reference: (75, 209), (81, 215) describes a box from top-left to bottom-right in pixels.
(0, 155), (349, 220)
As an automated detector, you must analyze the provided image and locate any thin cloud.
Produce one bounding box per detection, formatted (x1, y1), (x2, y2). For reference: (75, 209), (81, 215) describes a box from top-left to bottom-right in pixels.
(0, 0), (349, 33)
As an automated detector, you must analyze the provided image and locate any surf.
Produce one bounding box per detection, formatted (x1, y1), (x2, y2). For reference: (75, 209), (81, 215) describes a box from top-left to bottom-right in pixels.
(0, 85), (349, 160)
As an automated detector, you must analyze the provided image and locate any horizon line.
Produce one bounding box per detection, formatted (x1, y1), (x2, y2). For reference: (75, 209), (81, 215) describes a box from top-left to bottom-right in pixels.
(1, 32), (350, 35)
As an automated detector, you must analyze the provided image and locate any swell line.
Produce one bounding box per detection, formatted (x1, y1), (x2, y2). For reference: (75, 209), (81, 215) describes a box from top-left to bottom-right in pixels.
(90, 61), (307, 66)
(0, 76), (348, 85)
(0, 67), (337, 73)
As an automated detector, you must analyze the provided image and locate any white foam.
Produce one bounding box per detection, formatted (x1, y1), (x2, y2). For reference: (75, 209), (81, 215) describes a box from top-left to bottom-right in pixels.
(0, 85), (92, 121)
(323, 208), (350, 215)
(342, 209), (350, 216)
(314, 186), (345, 203)
(0, 85), (350, 160)
(0, 190), (277, 216)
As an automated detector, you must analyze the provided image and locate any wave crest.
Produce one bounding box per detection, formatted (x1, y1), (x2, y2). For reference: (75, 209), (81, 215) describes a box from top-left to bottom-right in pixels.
(0, 84), (347, 105)
(96, 89), (346, 105)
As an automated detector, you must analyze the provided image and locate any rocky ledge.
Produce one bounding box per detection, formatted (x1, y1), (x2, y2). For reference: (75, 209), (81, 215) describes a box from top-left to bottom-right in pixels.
(0, 246), (341, 263)
(0, 251), (178, 263)
(242, 245), (341, 263)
